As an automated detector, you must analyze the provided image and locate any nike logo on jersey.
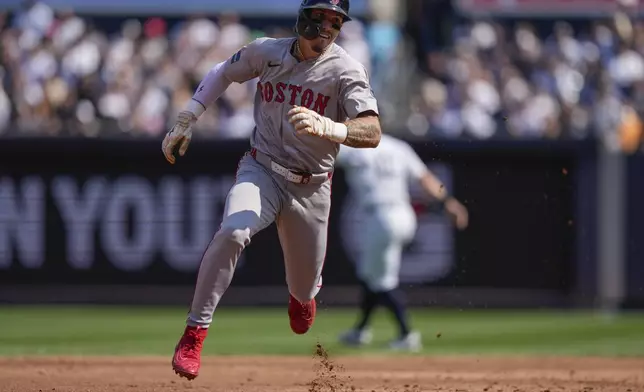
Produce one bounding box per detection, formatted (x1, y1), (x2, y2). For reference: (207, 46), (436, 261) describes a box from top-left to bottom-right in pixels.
(257, 81), (331, 116)
(230, 49), (243, 64)
(268, 62), (281, 68)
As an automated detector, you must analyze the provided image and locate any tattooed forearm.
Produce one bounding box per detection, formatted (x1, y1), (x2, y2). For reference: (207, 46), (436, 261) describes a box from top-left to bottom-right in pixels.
(343, 114), (381, 148)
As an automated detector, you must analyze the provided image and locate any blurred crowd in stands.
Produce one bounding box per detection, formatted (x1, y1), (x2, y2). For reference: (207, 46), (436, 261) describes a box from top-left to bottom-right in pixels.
(407, 1), (644, 152)
(0, 0), (643, 151)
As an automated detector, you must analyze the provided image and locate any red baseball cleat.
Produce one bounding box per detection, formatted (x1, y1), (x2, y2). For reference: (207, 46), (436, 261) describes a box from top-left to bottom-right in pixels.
(172, 325), (208, 380)
(288, 294), (316, 334)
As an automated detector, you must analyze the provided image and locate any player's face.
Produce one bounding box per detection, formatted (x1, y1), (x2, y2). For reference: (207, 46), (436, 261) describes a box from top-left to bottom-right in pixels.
(307, 8), (344, 53)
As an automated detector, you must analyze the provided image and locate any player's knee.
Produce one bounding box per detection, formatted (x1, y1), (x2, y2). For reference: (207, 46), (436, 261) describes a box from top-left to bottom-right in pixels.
(216, 225), (251, 248)
(363, 275), (397, 293)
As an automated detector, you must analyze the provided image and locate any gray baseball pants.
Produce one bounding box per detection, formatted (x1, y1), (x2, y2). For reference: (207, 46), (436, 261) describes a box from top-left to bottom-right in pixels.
(186, 149), (332, 327)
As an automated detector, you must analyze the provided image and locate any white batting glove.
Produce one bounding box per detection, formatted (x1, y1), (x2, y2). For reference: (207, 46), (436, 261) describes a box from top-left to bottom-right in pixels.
(162, 110), (196, 164)
(287, 106), (347, 143)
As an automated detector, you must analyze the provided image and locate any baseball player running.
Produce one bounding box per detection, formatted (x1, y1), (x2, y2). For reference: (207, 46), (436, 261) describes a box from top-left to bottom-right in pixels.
(335, 134), (468, 352)
(162, 0), (381, 380)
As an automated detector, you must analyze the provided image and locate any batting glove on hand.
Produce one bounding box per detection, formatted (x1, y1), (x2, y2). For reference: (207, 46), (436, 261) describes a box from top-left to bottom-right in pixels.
(287, 105), (347, 143)
(162, 111), (196, 164)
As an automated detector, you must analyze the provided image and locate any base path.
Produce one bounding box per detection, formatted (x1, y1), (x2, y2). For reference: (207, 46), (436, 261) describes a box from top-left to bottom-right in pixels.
(1, 348), (643, 392)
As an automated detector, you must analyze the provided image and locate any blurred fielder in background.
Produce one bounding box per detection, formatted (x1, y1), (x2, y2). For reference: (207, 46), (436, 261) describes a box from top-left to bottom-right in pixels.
(335, 133), (469, 352)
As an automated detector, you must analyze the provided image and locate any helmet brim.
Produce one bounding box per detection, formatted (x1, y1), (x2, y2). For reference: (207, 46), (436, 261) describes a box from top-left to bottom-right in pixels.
(301, 4), (352, 21)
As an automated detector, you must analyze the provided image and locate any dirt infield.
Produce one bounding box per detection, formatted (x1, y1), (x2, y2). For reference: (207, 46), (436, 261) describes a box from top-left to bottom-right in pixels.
(1, 347), (643, 392)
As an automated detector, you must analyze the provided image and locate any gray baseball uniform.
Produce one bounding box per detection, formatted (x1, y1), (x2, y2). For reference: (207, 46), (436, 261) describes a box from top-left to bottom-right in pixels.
(187, 37), (379, 327)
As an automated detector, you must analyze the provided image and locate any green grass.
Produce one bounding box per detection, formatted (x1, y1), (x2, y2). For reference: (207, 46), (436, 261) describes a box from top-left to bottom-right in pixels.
(1, 305), (643, 357)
